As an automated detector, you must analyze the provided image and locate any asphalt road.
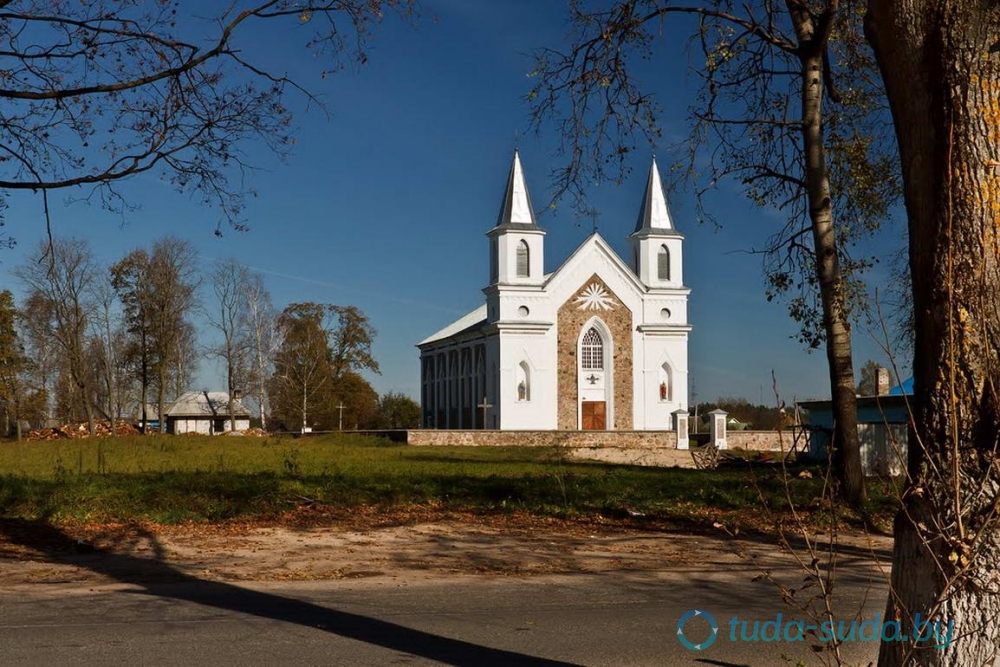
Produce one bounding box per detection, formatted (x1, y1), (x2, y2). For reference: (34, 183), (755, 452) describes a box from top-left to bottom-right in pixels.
(0, 566), (886, 666)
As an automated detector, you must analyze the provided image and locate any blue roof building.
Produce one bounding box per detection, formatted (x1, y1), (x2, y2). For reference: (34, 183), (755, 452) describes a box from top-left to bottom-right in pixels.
(796, 375), (911, 476)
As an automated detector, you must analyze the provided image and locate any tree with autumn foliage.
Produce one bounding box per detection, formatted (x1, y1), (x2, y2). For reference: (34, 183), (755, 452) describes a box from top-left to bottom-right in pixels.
(0, 290), (31, 438)
(14, 238), (100, 434)
(375, 391), (421, 429)
(111, 237), (200, 432)
(268, 302), (380, 432)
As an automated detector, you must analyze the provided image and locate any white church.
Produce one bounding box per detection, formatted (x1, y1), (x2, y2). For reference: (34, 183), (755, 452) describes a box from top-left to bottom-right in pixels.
(418, 152), (690, 431)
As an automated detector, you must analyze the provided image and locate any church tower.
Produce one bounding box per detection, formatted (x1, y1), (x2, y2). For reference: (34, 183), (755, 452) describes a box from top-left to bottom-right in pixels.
(487, 150), (545, 291)
(629, 156), (690, 427)
(629, 158), (683, 289)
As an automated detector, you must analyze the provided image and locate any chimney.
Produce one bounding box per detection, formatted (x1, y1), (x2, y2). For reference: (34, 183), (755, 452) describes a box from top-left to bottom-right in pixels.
(232, 389), (243, 401)
(877, 368), (890, 396)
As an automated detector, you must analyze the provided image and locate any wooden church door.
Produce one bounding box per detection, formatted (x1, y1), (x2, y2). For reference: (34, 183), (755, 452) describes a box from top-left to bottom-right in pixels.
(581, 401), (606, 430)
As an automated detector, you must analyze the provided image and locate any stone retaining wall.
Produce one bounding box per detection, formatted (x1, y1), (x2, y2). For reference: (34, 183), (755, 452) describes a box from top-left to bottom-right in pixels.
(725, 430), (793, 452)
(405, 429), (677, 449)
(346, 428), (791, 454)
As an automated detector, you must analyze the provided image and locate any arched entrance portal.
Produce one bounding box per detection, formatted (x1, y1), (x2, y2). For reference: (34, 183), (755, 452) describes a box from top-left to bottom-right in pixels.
(578, 319), (613, 430)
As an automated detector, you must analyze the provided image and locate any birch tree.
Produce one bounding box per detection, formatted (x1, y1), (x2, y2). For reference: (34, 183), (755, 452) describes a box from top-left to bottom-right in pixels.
(91, 274), (131, 421)
(269, 302), (380, 431)
(865, 2), (1000, 664)
(209, 258), (251, 431)
(242, 272), (279, 430)
(270, 303), (336, 432)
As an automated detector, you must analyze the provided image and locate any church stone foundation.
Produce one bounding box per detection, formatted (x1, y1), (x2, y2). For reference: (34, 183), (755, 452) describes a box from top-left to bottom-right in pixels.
(406, 429), (676, 449)
(349, 429), (793, 454)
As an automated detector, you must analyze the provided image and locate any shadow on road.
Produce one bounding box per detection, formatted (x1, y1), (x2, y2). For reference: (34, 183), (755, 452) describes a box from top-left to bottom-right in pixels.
(0, 518), (581, 667)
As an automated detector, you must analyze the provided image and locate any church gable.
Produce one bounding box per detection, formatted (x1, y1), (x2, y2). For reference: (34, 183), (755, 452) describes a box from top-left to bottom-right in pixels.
(556, 275), (634, 430)
(543, 234), (645, 316)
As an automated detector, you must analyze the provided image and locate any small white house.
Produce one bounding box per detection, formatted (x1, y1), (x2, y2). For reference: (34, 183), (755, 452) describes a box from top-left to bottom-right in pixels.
(165, 391), (251, 435)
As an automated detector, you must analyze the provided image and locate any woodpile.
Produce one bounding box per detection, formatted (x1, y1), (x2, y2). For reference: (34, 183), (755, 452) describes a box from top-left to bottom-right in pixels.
(218, 428), (270, 437)
(25, 420), (140, 441)
(22, 421), (270, 440)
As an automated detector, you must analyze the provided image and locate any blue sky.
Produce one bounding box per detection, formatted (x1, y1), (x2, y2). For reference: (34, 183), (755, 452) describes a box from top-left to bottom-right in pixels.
(0, 0), (908, 406)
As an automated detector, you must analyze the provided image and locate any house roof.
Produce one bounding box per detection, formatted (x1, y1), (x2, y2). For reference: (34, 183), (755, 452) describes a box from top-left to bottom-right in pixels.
(888, 377), (914, 395)
(797, 375), (913, 408)
(797, 394), (910, 410)
(165, 391), (251, 418)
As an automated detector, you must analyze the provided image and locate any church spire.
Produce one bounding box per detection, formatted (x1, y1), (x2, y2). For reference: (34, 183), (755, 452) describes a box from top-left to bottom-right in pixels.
(629, 156), (683, 288)
(633, 157), (675, 234)
(494, 150), (540, 230)
(487, 151), (545, 288)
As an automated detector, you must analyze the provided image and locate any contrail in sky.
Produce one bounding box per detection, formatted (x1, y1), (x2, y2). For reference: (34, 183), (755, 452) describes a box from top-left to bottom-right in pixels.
(201, 256), (467, 315)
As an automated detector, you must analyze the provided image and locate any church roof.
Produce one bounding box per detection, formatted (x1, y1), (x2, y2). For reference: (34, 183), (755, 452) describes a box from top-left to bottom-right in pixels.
(491, 150), (541, 232)
(632, 157), (681, 236)
(418, 304), (488, 347)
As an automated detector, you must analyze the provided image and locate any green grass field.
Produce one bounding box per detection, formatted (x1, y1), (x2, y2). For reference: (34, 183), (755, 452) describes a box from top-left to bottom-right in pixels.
(0, 434), (897, 527)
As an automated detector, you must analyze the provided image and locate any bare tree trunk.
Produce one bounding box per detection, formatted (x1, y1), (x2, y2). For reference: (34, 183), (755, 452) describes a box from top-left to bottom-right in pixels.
(80, 375), (94, 436)
(791, 4), (866, 509)
(104, 318), (115, 420)
(228, 356), (236, 433)
(257, 354), (269, 430)
(157, 367), (166, 435)
(868, 0), (1000, 664)
(301, 379), (308, 432)
(140, 333), (149, 434)
(242, 273), (274, 431)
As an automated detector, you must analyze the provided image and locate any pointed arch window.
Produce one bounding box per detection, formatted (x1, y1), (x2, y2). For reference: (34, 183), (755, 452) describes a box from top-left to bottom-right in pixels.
(516, 239), (530, 278)
(581, 327), (604, 370)
(657, 245), (671, 281)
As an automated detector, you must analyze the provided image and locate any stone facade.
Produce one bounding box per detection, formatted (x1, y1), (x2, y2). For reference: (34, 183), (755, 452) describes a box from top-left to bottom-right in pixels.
(556, 274), (634, 430)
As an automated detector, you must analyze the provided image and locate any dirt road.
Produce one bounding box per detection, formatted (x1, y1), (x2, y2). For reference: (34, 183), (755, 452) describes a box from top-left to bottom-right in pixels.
(0, 507), (892, 589)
